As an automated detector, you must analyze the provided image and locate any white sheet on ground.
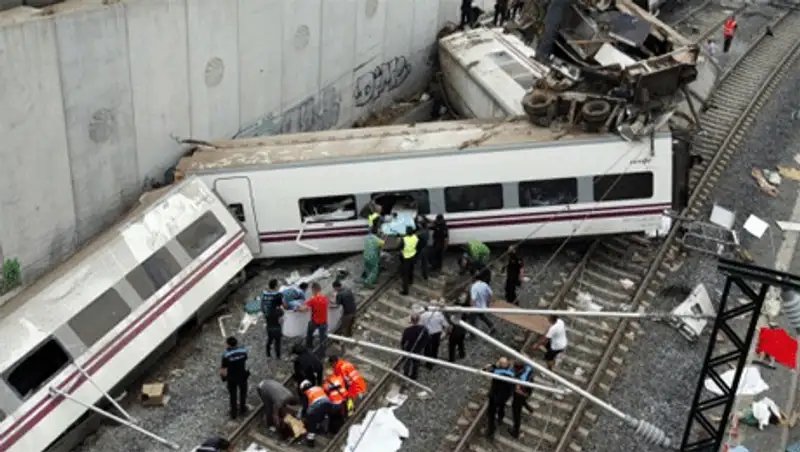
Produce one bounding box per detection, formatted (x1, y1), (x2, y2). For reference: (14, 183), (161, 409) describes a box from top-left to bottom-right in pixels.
(344, 407), (409, 452)
(243, 444), (268, 452)
(752, 397), (781, 429)
(704, 366), (769, 396)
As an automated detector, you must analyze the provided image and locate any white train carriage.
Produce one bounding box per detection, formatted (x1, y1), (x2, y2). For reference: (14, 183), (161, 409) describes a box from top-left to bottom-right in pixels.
(175, 119), (677, 261)
(0, 177), (252, 452)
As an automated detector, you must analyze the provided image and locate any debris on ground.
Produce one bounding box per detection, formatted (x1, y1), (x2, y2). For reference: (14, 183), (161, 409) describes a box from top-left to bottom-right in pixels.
(777, 221), (800, 232)
(140, 382), (169, 407)
(778, 165), (800, 181)
(619, 278), (634, 290)
(345, 407), (409, 452)
(743, 214), (769, 239)
(704, 366), (769, 396)
(752, 168), (780, 196)
(763, 169), (782, 186)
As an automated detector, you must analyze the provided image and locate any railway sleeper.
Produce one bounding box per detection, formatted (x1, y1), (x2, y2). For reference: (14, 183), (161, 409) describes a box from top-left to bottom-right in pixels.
(573, 279), (632, 302)
(563, 315), (613, 336)
(586, 261), (639, 281)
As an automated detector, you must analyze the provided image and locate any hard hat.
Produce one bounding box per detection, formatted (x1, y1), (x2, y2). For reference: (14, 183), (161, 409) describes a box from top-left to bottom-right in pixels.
(300, 380), (312, 390)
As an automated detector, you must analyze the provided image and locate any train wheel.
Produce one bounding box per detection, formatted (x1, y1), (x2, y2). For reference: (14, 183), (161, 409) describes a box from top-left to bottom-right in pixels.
(522, 90), (555, 118)
(581, 99), (611, 121)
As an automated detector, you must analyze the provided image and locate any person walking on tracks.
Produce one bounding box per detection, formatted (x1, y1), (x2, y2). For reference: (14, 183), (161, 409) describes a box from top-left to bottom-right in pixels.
(363, 224), (385, 286)
(468, 273), (495, 334)
(220, 336), (250, 420)
(503, 246), (523, 304)
(484, 357), (515, 439)
(723, 15), (738, 53)
(509, 361), (534, 438)
(333, 280), (357, 337)
(533, 315), (568, 370)
(447, 313), (467, 362)
(261, 279), (284, 359)
(400, 226), (419, 295)
(298, 282), (329, 357)
(420, 307), (449, 369)
(401, 313), (429, 380)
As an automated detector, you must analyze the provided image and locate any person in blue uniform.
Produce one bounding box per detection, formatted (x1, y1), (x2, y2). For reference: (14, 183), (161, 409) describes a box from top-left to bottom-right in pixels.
(220, 336), (250, 420)
(483, 357), (515, 439)
(261, 279), (284, 358)
(510, 361), (534, 438)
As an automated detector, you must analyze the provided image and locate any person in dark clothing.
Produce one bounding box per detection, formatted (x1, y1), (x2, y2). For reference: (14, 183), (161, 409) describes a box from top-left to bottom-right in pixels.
(446, 313), (467, 362)
(291, 344), (324, 389)
(503, 246), (523, 304)
(509, 361), (533, 438)
(460, 0), (474, 28)
(415, 216), (430, 280)
(509, 0), (523, 20)
(400, 227), (419, 296)
(493, 0), (509, 26)
(333, 280), (357, 337)
(194, 436), (230, 451)
(484, 357), (515, 438)
(298, 380), (332, 446)
(220, 336), (250, 420)
(430, 214), (449, 272)
(256, 379), (299, 437)
(261, 279), (284, 358)
(400, 313), (429, 380)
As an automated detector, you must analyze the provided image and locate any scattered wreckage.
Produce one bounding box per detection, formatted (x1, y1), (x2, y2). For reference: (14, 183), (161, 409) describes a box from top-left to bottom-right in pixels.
(438, 0), (717, 141)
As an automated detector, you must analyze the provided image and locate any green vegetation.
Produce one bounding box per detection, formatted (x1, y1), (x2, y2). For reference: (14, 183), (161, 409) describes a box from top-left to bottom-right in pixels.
(1, 258), (22, 294)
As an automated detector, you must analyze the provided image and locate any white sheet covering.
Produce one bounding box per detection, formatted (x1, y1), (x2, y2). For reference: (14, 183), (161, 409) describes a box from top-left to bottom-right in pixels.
(344, 407), (409, 452)
(704, 366), (769, 396)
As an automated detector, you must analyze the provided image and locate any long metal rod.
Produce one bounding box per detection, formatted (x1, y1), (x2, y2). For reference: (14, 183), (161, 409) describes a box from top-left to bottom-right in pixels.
(72, 363), (136, 423)
(428, 306), (714, 320)
(49, 387), (180, 450)
(328, 334), (567, 395)
(349, 353), (434, 395)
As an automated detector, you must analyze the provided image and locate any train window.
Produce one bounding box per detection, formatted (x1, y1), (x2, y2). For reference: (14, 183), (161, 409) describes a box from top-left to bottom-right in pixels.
(299, 195), (357, 223)
(519, 178), (578, 207)
(368, 190), (431, 216)
(68, 288), (131, 348)
(0, 408), (5, 422)
(142, 248), (182, 291)
(444, 184), (504, 212)
(5, 338), (71, 400)
(177, 212), (226, 260)
(593, 172), (654, 201)
(228, 204), (245, 222)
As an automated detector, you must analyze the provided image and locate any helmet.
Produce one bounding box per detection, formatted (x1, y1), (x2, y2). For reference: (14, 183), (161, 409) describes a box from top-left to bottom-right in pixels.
(299, 380), (312, 390)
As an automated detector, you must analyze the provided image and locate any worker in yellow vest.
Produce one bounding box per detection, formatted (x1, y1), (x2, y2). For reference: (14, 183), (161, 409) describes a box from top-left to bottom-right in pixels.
(400, 226), (419, 295)
(367, 204), (383, 229)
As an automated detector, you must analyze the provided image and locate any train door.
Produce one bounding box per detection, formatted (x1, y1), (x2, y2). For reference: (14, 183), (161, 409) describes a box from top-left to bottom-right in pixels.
(213, 177), (261, 254)
(671, 132), (696, 212)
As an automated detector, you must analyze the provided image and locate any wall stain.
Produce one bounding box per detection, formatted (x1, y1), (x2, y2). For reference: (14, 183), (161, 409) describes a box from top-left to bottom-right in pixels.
(353, 56), (412, 107)
(236, 86), (341, 138)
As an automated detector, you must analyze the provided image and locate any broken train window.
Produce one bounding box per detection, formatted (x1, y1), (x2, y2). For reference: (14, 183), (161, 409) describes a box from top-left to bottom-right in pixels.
(593, 172), (653, 201)
(365, 190), (431, 217)
(5, 338), (72, 400)
(518, 178), (578, 207)
(445, 184), (504, 212)
(299, 195), (358, 223)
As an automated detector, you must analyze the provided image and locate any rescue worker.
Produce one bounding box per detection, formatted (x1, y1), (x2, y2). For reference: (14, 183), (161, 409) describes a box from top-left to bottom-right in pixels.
(430, 214), (449, 272)
(299, 380), (333, 446)
(532, 315), (568, 370)
(447, 313), (467, 362)
(261, 279), (284, 359)
(483, 357), (515, 439)
(292, 344), (323, 389)
(401, 313), (429, 380)
(297, 282), (329, 357)
(194, 436), (230, 451)
(493, 0), (508, 26)
(367, 203), (383, 229)
(415, 216), (431, 281)
(333, 280), (357, 337)
(281, 282), (309, 311)
(257, 379), (299, 436)
(329, 354), (368, 408)
(469, 273), (495, 334)
(460, 0), (474, 29)
(420, 307), (449, 369)
(400, 226), (419, 295)
(363, 224), (385, 286)
(322, 369), (349, 434)
(461, 239), (491, 283)
(503, 246), (523, 304)
(220, 336), (250, 420)
(723, 15), (737, 53)
(509, 361), (534, 438)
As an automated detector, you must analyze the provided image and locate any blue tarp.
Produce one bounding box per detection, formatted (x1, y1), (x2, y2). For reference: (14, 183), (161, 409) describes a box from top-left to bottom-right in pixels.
(381, 212), (416, 236)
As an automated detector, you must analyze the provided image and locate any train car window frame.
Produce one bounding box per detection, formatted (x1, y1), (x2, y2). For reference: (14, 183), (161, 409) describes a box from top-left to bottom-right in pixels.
(592, 172), (654, 201)
(298, 195), (358, 223)
(0, 408), (5, 422)
(68, 288), (132, 348)
(444, 184), (504, 212)
(369, 190), (431, 216)
(141, 248), (183, 293)
(177, 212), (227, 260)
(4, 338), (72, 400)
(518, 178), (578, 207)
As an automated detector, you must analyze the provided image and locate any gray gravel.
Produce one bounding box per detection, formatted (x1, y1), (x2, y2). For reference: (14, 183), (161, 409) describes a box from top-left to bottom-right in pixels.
(583, 24), (800, 452)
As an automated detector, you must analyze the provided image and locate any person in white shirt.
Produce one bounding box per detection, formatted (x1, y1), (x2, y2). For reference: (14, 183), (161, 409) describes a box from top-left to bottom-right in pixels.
(420, 309), (450, 369)
(468, 274), (495, 334)
(533, 315), (567, 370)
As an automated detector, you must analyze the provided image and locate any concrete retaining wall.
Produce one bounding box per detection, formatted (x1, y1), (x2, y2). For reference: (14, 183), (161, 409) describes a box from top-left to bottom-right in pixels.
(0, 0), (473, 283)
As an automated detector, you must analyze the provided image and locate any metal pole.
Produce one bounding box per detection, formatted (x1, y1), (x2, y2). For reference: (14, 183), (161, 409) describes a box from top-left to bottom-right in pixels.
(427, 306), (715, 320)
(456, 321), (675, 448)
(49, 387), (180, 450)
(349, 353), (434, 395)
(72, 363), (136, 423)
(327, 334), (566, 395)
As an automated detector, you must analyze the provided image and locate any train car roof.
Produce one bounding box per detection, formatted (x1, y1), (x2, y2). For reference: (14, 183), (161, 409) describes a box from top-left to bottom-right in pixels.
(178, 119), (670, 173)
(0, 177), (215, 369)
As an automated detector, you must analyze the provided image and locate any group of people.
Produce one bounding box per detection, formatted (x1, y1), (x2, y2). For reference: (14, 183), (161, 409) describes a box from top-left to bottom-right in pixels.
(460, 0), (526, 29)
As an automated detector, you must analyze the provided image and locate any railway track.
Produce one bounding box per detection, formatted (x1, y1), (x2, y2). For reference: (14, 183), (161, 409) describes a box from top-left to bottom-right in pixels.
(671, 0), (747, 44)
(439, 7), (800, 452)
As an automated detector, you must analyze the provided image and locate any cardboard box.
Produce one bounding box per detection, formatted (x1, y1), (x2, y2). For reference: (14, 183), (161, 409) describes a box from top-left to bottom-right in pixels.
(283, 414), (306, 438)
(140, 383), (170, 407)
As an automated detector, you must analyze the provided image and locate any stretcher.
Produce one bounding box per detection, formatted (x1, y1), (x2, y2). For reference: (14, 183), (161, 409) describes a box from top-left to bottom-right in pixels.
(488, 299), (550, 335)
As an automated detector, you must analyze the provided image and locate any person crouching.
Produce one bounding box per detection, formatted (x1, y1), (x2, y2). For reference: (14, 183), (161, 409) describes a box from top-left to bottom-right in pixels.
(299, 379), (332, 446)
(322, 369), (349, 434)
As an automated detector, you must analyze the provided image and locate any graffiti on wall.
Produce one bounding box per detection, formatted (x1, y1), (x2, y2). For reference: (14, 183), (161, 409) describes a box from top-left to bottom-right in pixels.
(353, 56), (412, 107)
(235, 85), (342, 138)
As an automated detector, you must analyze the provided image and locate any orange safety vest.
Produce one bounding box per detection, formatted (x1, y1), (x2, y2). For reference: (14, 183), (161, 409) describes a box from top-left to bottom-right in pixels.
(323, 375), (349, 405)
(723, 18), (736, 37)
(333, 359), (368, 396)
(304, 386), (328, 406)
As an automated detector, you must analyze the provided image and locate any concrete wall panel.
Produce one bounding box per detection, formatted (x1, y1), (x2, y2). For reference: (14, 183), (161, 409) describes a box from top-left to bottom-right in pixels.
(281, 0), (321, 110)
(320, 0), (356, 129)
(438, 0), (461, 28)
(54, 6), (139, 244)
(0, 19), (76, 275)
(355, 0), (385, 65)
(125, 0), (191, 182)
(237, 0), (283, 135)
(186, 0), (240, 139)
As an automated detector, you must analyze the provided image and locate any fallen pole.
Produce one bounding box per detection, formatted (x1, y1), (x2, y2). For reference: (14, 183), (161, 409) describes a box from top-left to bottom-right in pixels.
(327, 334), (567, 395)
(427, 306), (715, 320)
(72, 363), (136, 424)
(348, 353), (434, 395)
(457, 321), (676, 449)
(49, 387), (180, 450)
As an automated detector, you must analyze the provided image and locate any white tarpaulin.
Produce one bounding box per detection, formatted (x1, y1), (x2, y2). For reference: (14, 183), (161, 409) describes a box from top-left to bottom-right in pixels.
(243, 444), (268, 452)
(704, 366), (769, 396)
(344, 407), (409, 452)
